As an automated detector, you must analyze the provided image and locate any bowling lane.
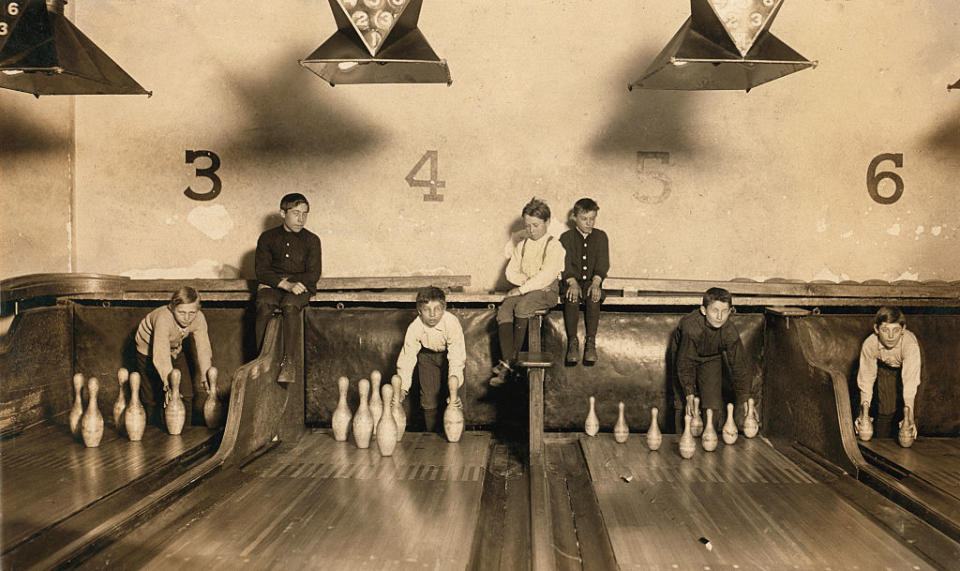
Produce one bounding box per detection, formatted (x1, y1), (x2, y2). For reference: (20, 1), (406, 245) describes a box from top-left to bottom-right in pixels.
(581, 434), (937, 570)
(81, 430), (491, 570)
(1, 422), (215, 554)
(860, 437), (960, 502)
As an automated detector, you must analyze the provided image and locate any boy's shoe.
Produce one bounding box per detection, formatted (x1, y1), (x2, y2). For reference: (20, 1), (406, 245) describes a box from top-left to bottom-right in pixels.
(565, 338), (580, 364)
(489, 360), (512, 387)
(583, 337), (598, 364)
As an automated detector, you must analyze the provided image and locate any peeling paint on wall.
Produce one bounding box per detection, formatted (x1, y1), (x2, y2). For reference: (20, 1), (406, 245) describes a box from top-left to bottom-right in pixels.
(895, 270), (920, 281)
(188, 205), (234, 240)
(886, 223), (901, 236)
(121, 259), (240, 280)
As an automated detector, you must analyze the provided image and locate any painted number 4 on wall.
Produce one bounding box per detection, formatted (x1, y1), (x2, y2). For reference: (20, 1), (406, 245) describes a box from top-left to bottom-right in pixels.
(406, 150), (446, 202)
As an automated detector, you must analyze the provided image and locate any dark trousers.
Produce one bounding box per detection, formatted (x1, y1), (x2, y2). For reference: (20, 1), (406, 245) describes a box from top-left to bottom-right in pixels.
(417, 349), (448, 432)
(255, 287), (310, 361)
(496, 288), (557, 363)
(561, 280), (603, 340)
(672, 358), (741, 432)
(874, 363), (902, 438)
(136, 351), (193, 427)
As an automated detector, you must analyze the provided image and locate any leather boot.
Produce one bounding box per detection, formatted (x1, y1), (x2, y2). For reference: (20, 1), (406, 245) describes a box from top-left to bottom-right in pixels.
(583, 336), (598, 364)
(565, 337), (580, 364)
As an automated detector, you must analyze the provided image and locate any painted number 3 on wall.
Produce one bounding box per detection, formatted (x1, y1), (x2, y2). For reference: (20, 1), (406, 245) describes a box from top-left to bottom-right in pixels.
(866, 153), (904, 205)
(184, 150), (222, 201)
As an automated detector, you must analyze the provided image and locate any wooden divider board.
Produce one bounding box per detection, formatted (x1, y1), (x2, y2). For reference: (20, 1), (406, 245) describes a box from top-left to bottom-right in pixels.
(580, 434), (935, 570)
(861, 437), (960, 502)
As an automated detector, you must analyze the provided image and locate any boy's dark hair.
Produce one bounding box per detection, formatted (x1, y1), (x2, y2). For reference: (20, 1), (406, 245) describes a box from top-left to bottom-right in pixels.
(169, 286), (200, 309)
(416, 286), (447, 310)
(875, 306), (905, 327)
(702, 287), (732, 307)
(521, 197), (551, 221)
(280, 193), (310, 211)
(572, 197), (599, 215)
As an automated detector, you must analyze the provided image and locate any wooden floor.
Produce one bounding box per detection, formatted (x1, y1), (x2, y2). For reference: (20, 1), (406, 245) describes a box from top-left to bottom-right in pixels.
(861, 437), (960, 501)
(581, 434), (937, 570)
(80, 430), (491, 570)
(1, 422), (216, 554)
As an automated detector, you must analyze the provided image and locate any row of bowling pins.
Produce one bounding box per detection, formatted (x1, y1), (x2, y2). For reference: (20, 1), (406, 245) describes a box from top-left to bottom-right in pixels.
(331, 370), (465, 455)
(584, 396), (760, 456)
(854, 403), (916, 447)
(69, 367), (226, 448)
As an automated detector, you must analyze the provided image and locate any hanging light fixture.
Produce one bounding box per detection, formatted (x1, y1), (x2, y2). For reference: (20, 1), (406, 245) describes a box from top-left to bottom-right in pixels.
(300, 0), (451, 86)
(949, 79), (959, 91)
(0, 0), (150, 97)
(630, 0), (815, 92)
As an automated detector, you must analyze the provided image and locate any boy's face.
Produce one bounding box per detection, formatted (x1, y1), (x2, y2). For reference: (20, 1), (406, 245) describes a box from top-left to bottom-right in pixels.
(172, 302), (199, 328)
(700, 300), (732, 329)
(418, 300), (444, 327)
(572, 209), (597, 235)
(524, 215), (548, 240)
(281, 203), (309, 233)
(874, 322), (905, 349)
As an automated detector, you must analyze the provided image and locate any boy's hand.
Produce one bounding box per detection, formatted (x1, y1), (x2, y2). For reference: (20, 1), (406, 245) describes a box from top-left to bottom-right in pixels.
(290, 282), (307, 295)
(506, 287), (522, 297)
(586, 283), (602, 303)
(566, 282), (581, 302)
(685, 394), (696, 418)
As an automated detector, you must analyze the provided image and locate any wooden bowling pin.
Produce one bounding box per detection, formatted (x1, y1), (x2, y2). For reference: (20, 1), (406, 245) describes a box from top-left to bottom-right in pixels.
(125, 372), (146, 441)
(331, 376), (352, 442)
(203, 367), (225, 428)
(897, 406), (916, 448)
(690, 396), (704, 437)
(854, 401), (873, 441)
(113, 368), (128, 433)
(701, 409), (718, 451)
(81, 377), (104, 447)
(353, 379), (374, 448)
(164, 369), (186, 435)
(376, 384), (398, 456)
(613, 402), (629, 443)
(584, 396), (599, 437)
(443, 376), (464, 443)
(679, 414), (696, 459)
(743, 397), (759, 438)
(722, 403), (739, 445)
(391, 374), (406, 442)
(646, 407), (662, 451)
(69, 373), (85, 437)
(369, 370), (383, 435)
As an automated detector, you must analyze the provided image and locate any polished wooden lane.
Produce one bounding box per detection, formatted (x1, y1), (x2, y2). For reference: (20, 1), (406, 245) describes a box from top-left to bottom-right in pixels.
(581, 434), (936, 570)
(1, 422), (216, 553)
(860, 437), (960, 501)
(81, 430), (491, 570)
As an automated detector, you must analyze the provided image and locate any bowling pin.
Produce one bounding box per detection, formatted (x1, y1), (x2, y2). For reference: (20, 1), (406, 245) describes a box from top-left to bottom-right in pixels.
(701, 409), (718, 451)
(743, 397), (759, 438)
(203, 367), (225, 428)
(613, 401), (629, 443)
(81, 377), (104, 447)
(69, 373), (85, 437)
(443, 376), (464, 443)
(331, 376), (352, 442)
(369, 370), (383, 435)
(679, 413), (696, 459)
(353, 379), (374, 448)
(584, 396), (599, 437)
(164, 369), (186, 435)
(113, 368), (128, 433)
(722, 403), (738, 445)
(854, 401), (873, 441)
(690, 396), (704, 437)
(125, 372), (147, 441)
(646, 407), (662, 451)
(391, 374), (406, 442)
(897, 406), (916, 448)
(376, 384), (398, 456)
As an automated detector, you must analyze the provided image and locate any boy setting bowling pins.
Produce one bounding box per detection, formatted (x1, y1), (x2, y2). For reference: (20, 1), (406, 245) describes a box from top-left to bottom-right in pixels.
(855, 306), (921, 440)
(395, 287), (466, 432)
(134, 286), (213, 427)
(490, 197), (566, 386)
(255, 192), (322, 383)
(673, 287), (754, 432)
(559, 198), (610, 364)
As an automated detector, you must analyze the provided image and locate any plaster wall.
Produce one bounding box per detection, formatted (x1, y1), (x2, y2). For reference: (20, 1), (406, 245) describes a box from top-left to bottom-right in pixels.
(2, 1), (959, 285)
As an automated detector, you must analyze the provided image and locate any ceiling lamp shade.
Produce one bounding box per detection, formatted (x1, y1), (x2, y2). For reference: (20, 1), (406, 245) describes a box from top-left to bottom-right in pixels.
(631, 0), (815, 92)
(300, 0), (451, 86)
(950, 78), (959, 90)
(0, 0), (150, 97)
